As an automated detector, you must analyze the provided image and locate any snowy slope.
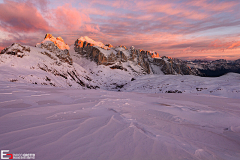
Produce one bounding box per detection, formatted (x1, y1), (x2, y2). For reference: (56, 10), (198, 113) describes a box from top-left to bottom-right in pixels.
(122, 73), (240, 99)
(0, 43), (97, 89)
(0, 81), (240, 160)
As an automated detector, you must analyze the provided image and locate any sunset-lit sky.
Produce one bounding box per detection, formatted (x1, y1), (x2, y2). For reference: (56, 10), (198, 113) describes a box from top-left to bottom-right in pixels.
(0, 0), (240, 60)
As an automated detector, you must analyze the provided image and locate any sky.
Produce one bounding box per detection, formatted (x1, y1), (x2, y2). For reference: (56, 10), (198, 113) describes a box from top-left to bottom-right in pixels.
(0, 0), (240, 60)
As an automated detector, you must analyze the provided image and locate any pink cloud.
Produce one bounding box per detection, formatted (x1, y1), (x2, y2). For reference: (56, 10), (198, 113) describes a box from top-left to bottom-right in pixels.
(187, 0), (237, 12)
(30, 0), (49, 12)
(134, 1), (208, 20)
(53, 3), (90, 31)
(210, 39), (240, 49)
(0, 0), (50, 32)
(0, 46), (5, 51)
(84, 24), (100, 33)
(210, 39), (230, 48)
(228, 41), (240, 49)
(0, 0), (239, 61)
(111, 0), (131, 8)
(89, 0), (208, 20)
(175, 48), (240, 60)
(167, 38), (240, 60)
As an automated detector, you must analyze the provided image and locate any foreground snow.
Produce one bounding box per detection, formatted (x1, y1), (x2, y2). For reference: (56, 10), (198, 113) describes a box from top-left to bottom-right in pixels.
(0, 81), (240, 160)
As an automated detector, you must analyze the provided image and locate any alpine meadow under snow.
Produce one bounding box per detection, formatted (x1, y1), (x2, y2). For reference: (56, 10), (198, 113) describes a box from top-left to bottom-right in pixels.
(0, 34), (240, 160)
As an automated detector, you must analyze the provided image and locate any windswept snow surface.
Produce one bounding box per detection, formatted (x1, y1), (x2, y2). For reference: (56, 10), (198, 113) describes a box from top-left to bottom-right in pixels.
(0, 81), (240, 160)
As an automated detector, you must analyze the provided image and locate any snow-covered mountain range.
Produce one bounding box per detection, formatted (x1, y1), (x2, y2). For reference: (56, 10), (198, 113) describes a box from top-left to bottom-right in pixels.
(0, 34), (240, 96)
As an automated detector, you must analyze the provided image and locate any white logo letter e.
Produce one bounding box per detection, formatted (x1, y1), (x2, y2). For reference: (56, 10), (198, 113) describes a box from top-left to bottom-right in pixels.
(1, 150), (10, 159)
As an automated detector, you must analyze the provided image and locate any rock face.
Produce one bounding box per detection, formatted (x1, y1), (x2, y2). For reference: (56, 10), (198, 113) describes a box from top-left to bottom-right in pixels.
(36, 34), (73, 65)
(150, 56), (200, 75)
(74, 37), (197, 75)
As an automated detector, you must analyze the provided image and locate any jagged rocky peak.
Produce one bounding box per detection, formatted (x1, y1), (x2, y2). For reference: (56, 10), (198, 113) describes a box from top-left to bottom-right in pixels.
(105, 44), (113, 48)
(118, 45), (128, 50)
(132, 48), (160, 59)
(148, 51), (160, 58)
(36, 34), (73, 65)
(0, 43), (30, 58)
(75, 36), (110, 50)
(36, 33), (70, 50)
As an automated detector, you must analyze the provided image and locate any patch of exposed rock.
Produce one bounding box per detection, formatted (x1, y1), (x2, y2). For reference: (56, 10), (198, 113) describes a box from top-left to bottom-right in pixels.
(0, 43), (30, 58)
